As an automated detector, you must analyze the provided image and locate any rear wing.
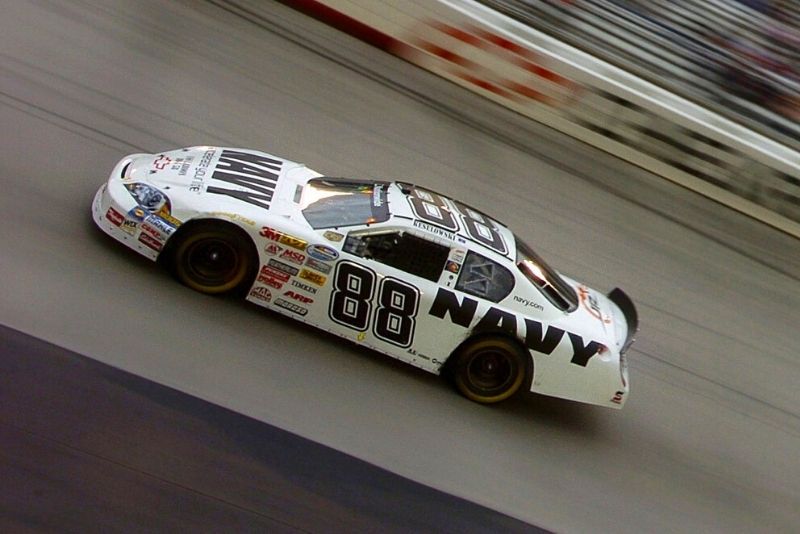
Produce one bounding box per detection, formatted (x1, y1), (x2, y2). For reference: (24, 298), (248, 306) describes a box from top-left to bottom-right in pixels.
(608, 288), (639, 353)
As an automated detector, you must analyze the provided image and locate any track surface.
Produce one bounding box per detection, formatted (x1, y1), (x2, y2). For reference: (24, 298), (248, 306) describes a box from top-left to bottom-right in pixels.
(1, 0), (799, 532)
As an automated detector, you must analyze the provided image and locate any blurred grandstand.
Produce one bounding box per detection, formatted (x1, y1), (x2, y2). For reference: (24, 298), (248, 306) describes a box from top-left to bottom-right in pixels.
(479, 0), (800, 148)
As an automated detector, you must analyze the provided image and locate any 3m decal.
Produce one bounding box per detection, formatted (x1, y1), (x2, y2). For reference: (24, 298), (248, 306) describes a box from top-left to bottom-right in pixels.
(138, 232), (162, 251)
(291, 280), (318, 294)
(429, 288), (603, 366)
(299, 269), (326, 286)
(249, 286), (272, 302)
(275, 298), (308, 316)
(304, 257), (332, 274)
(267, 259), (299, 277)
(259, 227), (307, 250)
(207, 149), (282, 210)
(306, 244), (339, 262)
(105, 207), (124, 226)
(329, 262), (419, 347)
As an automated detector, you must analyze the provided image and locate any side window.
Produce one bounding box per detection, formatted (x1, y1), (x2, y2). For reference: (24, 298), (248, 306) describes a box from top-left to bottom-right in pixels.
(344, 231), (450, 282)
(455, 251), (515, 303)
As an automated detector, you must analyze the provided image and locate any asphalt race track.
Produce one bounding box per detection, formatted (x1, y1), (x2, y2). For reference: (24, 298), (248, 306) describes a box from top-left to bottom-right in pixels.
(1, 0), (799, 532)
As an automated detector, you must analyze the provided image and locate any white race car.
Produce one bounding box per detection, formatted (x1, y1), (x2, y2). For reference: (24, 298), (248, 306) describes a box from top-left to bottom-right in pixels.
(93, 147), (637, 407)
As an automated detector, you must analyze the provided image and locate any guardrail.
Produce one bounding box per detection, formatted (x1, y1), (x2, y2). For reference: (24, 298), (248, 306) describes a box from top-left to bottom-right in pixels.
(267, 0), (800, 238)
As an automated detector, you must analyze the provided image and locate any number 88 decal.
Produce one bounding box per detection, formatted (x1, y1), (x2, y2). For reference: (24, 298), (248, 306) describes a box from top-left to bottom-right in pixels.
(329, 261), (419, 348)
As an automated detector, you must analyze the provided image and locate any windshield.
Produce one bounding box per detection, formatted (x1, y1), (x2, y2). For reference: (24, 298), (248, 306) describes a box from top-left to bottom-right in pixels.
(301, 178), (391, 229)
(516, 238), (578, 312)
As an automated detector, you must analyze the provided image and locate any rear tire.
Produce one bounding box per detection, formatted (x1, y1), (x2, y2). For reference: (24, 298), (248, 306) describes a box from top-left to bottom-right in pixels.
(450, 336), (529, 404)
(168, 221), (256, 295)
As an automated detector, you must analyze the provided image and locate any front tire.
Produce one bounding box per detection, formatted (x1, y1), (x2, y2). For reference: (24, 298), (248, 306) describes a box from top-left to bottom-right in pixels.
(450, 336), (529, 404)
(168, 221), (257, 295)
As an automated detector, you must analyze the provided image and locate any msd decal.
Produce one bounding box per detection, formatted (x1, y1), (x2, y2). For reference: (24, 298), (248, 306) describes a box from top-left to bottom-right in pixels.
(429, 288), (603, 367)
(280, 248), (306, 265)
(207, 149), (282, 210)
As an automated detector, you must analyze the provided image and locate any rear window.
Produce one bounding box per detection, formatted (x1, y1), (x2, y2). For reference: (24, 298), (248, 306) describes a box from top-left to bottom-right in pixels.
(516, 239), (578, 312)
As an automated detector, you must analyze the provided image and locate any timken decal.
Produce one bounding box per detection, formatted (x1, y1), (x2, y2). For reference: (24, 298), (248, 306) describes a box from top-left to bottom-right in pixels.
(429, 288), (603, 366)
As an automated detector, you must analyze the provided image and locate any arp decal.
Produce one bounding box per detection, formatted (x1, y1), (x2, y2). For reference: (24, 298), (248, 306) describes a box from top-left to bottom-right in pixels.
(249, 286), (272, 302)
(105, 207), (124, 226)
(429, 288), (603, 366)
(275, 298), (308, 316)
(299, 269), (327, 286)
(259, 226), (307, 250)
(304, 257), (332, 274)
(206, 149), (282, 210)
(307, 244), (339, 262)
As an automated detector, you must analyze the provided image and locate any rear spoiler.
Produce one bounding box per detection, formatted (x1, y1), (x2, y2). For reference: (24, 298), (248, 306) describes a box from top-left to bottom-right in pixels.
(608, 288), (639, 353)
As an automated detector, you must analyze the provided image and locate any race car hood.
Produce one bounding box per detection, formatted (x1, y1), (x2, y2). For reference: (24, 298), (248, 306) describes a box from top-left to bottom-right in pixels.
(124, 147), (314, 217)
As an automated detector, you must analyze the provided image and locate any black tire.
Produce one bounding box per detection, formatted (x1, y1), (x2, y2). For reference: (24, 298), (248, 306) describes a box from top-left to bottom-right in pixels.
(450, 336), (529, 404)
(168, 221), (257, 295)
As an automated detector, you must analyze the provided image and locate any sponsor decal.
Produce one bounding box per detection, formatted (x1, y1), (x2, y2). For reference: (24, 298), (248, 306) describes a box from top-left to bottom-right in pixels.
(208, 211), (256, 226)
(429, 288), (604, 367)
(120, 220), (137, 235)
(413, 219), (456, 240)
(283, 290), (313, 304)
(256, 274), (284, 289)
(306, 244), (339, 262)
(274, 298), (308, 316)
(304, 257), (332, 274)
(578, 286), (611, 325)
(260, 265), (290, 283)
(445, 260), (461, 274)
(105, 207), (124, 226)
(249, 286), (272, 302)
(323, 231), (344, 242)
(207, 149), (282, 210)
(513, 295), (544, 311)
(144, 215), (177, 236)
(264, 243), (283, 256)
(153, 154), (172, 170)
(268, 259), (299, 277)
(140, 223), (164, 242)
(128, 206), (148, 222)
(291, 280), (318, 294)
(279, 248), (306, 265)
(299, 269), (326, 286)
(259, 226), (307, 250)
(190, 148), (216, 193)
(611, 391), (625, 405)
(138, 232), (163, 251)
(158, 211), (182, 227)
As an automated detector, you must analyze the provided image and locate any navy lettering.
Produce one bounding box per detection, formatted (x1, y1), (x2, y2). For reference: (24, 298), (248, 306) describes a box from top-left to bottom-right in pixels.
(428, 288), (478, 327)
(568, 333), (602, 366)
(475, 307), (517, 337)
(524, 318), (564, 354)
(207, 150), (281, 210)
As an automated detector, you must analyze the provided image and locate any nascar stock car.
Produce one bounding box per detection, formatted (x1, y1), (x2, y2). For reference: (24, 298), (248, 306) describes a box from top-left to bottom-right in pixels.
(92, 147), (638, 407)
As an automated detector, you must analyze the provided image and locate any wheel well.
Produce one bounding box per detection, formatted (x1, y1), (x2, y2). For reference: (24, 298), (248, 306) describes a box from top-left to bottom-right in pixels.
(443, 332), (534, 389)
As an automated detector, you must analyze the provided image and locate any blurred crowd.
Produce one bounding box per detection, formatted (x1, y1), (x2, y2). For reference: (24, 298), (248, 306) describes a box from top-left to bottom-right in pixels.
(480, 0), (800, 146)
